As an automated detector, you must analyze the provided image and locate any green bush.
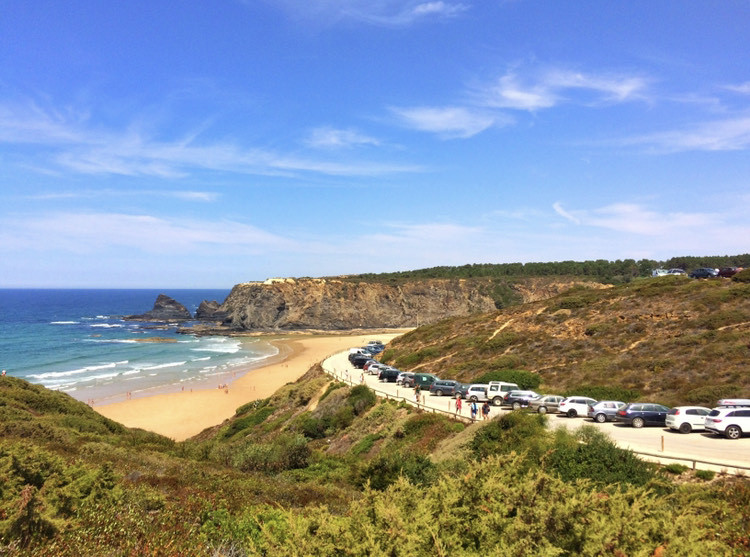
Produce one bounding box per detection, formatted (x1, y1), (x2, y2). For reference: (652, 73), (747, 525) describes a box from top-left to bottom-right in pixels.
(469, 411), (549, 463)
(695, 469), (716, 481)
(475, 369), (540, 390)
(566, 385), (640, 402)
(359, 452), (436, 491)
(546, 427), (656, 486)
(664, 463), (689, 475)
(231, 434), (310, 473)
(731, 268), (750, 282)
(685, 384), (741, 405)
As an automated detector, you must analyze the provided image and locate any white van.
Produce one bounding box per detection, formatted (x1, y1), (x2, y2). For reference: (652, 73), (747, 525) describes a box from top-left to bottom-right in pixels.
(487, 381), (520, 406)
(465, 384), (490, 402)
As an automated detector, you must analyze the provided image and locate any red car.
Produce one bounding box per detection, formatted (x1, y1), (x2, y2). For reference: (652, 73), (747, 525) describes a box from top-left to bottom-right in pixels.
(718, 267), (743, 278)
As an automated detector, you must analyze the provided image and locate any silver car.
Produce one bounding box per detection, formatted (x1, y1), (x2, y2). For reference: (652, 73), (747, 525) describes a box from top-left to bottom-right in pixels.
(587, 401), (626, 423)
(528, 395), (564, 415)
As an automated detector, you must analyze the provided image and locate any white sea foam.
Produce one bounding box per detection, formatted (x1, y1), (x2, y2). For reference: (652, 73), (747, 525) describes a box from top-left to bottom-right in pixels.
(90, 323), (123, 328)
(191, 338), (241, 354)
(191, 356), (211, 362)
(30, 361), (122, 380)
(142, 361), (187, 371)
(50, 321), (79, 325)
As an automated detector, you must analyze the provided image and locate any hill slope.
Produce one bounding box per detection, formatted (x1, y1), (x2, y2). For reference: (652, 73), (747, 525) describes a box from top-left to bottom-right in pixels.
(381, 275), (750, 405)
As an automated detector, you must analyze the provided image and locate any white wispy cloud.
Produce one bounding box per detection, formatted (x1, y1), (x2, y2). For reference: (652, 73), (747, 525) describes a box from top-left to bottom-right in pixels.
(553, 202), (718, 236)
(268, 1), (468, 26)
(0, 212), (296, 255)
(305, 126), (380, 149)
(27, 189), (220, 202)
(0, 101), (421, 178)
(477, 68), (648, 111)
(622, 116), (750, 152)
(389, 105), (507, 138)
(724, 81), (750, 95)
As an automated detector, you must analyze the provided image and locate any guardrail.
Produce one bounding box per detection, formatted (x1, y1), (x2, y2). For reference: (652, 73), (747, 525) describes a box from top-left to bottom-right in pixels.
(321, 355), (750, 476)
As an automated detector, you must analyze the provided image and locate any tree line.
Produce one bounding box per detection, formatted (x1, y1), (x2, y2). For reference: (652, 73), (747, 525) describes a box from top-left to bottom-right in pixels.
(349, 254), (750, 284)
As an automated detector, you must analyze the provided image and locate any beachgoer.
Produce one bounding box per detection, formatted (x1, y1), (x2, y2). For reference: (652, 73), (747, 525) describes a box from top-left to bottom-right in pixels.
(470, 401), (478, 421)
(455, 394), (462, 416)
(482, 401), (490, 420)
(1, 369), (5, 376)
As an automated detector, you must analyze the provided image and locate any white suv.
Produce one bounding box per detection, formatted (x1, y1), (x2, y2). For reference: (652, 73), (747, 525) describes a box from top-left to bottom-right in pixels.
(665, 406), (711, 434)
(558, 396), (597, 418)
(705, 407), (750, 439)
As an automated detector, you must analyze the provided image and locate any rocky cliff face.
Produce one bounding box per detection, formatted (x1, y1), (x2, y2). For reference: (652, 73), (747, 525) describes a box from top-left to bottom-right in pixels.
(125, 294), (192, 321)
(217, 278), (497, 330)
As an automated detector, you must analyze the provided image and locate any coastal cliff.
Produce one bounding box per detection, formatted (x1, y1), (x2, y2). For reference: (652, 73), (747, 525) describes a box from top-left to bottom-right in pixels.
(217, 277), (496, 330)
(206, 277), (605, 331)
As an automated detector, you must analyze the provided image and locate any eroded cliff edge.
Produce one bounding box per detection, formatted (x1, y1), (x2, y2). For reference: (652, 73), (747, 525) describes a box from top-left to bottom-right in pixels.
(197, 277), (605, 332)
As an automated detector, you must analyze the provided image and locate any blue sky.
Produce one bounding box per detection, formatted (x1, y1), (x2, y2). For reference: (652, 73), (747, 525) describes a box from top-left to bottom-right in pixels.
(1, 1), (749, 287)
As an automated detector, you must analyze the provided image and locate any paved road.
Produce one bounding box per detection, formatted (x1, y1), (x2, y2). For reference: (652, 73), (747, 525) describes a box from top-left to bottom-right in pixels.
(324, 350), (750, 475)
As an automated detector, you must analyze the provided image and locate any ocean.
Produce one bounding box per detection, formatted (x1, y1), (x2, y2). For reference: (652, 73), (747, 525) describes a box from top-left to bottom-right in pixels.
(0, 289), (278, 404)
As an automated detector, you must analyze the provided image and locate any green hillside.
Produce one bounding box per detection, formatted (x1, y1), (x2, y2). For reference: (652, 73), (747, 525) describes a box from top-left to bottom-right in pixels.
(2, 275), (750, 555)
(381, 274), (750, 406)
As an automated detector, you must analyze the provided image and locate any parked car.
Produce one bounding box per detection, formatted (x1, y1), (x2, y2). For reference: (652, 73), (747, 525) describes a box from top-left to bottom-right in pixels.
(528, 395), (565, 414)
(665, 406), (711, 433)
(651, 269), (669, 277)
(396, 371), (413, 385)
(705, 407), (750, 439)
(666, 268), (686, 275)
(465, 384), (489, 402)
(718, 267), (743, 278)
(503, 390), (540, 410)
(429, 380), (461, 397)
(689, 268), (719, 279)
(587, 401), (626, 423)
(368, 363), (386, 375)
(487, 381), (520, 406)
(558, 396), (598, 418)
(614, 403), (671, 427)
(378, 367), (400, 383)
(455, 383), (471, 399)
(408, 373), (439, 390)
(351, 355), (375, 368)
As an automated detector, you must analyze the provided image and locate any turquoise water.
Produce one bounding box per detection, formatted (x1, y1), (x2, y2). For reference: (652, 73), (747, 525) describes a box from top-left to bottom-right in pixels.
(0, 289), (276, 403)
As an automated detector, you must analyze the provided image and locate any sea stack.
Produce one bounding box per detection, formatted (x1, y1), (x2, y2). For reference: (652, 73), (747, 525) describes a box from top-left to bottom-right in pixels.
(126, 294), (192, 321)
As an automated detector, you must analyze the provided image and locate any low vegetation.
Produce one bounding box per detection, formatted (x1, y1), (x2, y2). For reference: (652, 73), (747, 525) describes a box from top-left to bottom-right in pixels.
(3, 268), (750, 554)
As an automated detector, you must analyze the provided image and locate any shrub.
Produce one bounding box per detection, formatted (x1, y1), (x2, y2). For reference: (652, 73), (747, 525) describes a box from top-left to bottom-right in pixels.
(567, 385), (640, 402)
(476, 369), (540, 390)
(231, 434), (310, 473)
(664, 463), (689, 475)
(685, 384), (741, 405)
(546, 427), (656, 486)
(469, 411), (549, 463)
(319, 381), (346, 402)
(359, 452), (436, 491)
(695, 469), (716, 481)
(731, 268), (750, 282)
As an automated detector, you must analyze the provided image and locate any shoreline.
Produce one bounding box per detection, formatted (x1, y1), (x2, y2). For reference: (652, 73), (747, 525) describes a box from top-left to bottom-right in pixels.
(95, 330), (407, 441)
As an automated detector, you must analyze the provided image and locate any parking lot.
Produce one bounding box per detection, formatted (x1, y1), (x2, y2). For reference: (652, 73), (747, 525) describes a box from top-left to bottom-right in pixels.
(325, 350), (750, 475)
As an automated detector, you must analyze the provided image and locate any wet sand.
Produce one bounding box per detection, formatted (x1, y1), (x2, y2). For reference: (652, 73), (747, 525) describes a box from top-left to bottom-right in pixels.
(95, 331), (404, 441)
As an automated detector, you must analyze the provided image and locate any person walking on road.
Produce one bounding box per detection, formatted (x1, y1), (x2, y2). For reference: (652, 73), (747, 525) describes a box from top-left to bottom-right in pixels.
(481, 401), (491, 420)
(415, 384), (421, 405)
(470, 400), (478, 422)
(455, 394), (462, 416)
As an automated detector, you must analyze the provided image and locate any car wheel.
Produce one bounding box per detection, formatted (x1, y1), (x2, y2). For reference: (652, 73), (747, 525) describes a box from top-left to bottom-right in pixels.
(512, 401), (521, 410)
(678, 422), (692, 434)
(537, 406), (547, 415)
(725, 425), (742, 440)
(567, 409), (577, 418)
(595, 413), (606, 423)
(435, 390), (443, 396)
(492, 396), (503, 406)
(632, 417), (645, 428)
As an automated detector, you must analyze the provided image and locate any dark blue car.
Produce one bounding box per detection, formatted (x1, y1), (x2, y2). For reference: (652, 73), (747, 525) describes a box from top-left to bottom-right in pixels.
(614, 403), (671, 428)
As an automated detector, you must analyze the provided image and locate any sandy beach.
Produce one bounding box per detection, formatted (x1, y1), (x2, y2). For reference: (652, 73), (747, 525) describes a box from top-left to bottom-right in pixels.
(95, 331), (405, 441)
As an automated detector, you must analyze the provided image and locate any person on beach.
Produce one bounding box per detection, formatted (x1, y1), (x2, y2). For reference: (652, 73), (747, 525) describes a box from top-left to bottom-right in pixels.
(482, 401), (490, 420)
(470, 400), (478, 421)
(455, 394), (462, 416)
(1, 369), (5, 376)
